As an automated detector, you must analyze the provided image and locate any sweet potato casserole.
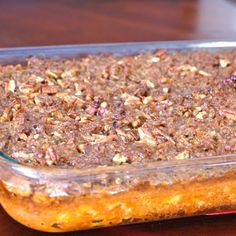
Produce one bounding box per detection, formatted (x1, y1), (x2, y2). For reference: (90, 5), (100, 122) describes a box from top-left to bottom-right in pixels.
(0, 45), (236, 232)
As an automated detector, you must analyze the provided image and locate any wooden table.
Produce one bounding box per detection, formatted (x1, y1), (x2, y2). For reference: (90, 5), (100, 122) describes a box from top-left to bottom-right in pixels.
(0, 0), (236, 235)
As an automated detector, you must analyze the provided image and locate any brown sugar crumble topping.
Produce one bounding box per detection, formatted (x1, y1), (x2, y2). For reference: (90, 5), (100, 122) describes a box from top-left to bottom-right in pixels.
(0, 50), (236, 168)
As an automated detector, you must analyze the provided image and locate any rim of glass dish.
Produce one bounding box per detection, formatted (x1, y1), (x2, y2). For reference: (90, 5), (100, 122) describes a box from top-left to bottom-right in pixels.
(0, 40), (236, 56)
(1, 151), (236, 180)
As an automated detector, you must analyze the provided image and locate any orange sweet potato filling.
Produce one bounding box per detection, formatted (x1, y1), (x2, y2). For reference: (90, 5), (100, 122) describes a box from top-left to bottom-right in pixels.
(1, 173), (236, 232)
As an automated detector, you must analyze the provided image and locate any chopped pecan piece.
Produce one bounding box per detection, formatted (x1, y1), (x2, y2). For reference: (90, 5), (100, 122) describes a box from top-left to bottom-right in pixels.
(138, 127), (157, 146)
(45, 147), (58, 165)
(219, 108), (236, 121)
(219, 59), (231, 68)
(46, 70), (58, 79)
(112, 153), (128, 165)
(42, 85), (59, 94)
(5, 80), (16, 93)
(174, 150), (190, 160)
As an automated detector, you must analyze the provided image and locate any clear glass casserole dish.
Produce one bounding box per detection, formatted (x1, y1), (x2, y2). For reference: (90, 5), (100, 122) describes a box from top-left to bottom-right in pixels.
(0, 40), (236, 232)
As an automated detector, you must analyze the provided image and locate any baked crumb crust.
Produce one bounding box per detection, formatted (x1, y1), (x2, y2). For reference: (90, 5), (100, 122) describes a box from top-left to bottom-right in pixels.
(0, 50), (236, 168)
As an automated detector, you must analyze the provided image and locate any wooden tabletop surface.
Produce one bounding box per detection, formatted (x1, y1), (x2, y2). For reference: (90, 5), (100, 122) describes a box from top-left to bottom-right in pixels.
(0, 0), (236, 235)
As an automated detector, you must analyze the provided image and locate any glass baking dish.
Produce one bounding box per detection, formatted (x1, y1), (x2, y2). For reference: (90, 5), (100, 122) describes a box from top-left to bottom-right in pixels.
(0, 40), (236, 232)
